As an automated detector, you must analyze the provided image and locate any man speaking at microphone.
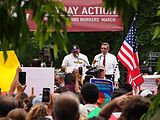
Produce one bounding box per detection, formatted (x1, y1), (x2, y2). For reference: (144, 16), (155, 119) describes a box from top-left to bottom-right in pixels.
(61, 44), (90, 73)
(92, 42), (120, 88)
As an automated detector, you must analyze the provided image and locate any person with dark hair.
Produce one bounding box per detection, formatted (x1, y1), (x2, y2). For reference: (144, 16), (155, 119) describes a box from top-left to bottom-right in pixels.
(81, 83), (99, 105)
(111, 83), (132, 100)
(53, 91), (80, 120)
(111, 88), (128, 100)
(64, 73), (76, 93)
(80, 83), (100, 118)
(31, 58), (41, 67)
(119, 96), (151, 120)
(54, 87), (69, 94)
(0, 95), (18, 117)
(122, 83), (133, 92)
(92, 42), (120, 87)
(61, 44), (89, 72)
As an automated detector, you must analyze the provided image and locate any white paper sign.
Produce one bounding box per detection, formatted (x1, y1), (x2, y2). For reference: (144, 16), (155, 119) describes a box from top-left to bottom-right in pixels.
(21, 67), (54, 96)
(141, 75), (160, 91)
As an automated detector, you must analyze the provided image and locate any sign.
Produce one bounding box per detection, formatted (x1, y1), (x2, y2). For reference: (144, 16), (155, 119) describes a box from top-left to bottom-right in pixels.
(90, 78), (113, 106)
(148, 52), (160, 74)
(0, 51), (20, 92)
(27, 0), (123, 32)
(21, 67), (54, 96)
(141, 75), (160, 91)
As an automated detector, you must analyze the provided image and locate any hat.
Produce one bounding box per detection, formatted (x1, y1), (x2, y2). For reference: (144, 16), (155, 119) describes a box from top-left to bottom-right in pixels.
(97, 64), (105, 70)
(71, 45), (80, 51)
(140, 89), (153, 97)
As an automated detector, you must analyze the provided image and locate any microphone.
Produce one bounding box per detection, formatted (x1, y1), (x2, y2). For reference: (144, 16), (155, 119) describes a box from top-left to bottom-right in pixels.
(77, 57), (90, 68)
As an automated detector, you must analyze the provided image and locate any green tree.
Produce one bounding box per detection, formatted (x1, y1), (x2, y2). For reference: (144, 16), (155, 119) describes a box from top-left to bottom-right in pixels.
(0, 0), (71, 60)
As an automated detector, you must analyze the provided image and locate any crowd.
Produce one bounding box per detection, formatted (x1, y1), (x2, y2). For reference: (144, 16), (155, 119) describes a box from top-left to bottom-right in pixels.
(0, 43), (160, 120)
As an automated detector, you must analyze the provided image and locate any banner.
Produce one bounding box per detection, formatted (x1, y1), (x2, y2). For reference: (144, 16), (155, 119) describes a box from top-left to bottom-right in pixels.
(27, 0), (123, 32)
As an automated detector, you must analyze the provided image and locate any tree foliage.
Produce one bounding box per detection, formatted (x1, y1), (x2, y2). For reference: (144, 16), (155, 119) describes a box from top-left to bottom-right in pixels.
(136, 0), (160, 64)
(0, 0), (71, 60)
(103, 0), (138, 30)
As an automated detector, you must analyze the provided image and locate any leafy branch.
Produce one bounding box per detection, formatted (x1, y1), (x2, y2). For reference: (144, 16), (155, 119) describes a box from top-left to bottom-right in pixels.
(0, 0), (71, 60)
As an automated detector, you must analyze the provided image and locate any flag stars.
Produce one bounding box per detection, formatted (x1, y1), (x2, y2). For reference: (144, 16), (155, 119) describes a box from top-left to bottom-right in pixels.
(125, 23), (138, 53)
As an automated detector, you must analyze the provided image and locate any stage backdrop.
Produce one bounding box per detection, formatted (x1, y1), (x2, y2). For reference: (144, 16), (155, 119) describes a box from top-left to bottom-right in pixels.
(27, 0), (123, 32)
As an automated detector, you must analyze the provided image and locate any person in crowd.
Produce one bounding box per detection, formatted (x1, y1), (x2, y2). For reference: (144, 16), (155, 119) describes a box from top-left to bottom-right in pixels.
(111, 88), (129, 100)
(31, 58), (41, 67)
(111, 83), (132, 100)
(82, 65), (114, 107)
(118, 95), (151, 120)
(92, 42), (120, 87)
(54, 70), (81, 94)
(121, 83), (133, 93)
(99, 93), (151, 120)
(64, 72), (81, 93)
(54, 73), (65, 88)
(80, 83), (100, 119)
(52, 91), (80, 120)
(54, 87), (69, 94)
(61, 44), (90, 72)
(96, 64), (106, 79)
(63, 73), (76, 93)
(24, 95), (36, 112)
(8, 67), (35, 112)
(0, 95), (18, 117)
(7, 108), (26, 120)
(27, 103), (49, 120)
(83, 75), (94, 84)
(99, 93), (132, 119)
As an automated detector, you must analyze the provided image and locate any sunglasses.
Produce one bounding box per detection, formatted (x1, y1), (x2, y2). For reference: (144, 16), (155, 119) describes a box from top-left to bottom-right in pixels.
(101, 47), (107, 50)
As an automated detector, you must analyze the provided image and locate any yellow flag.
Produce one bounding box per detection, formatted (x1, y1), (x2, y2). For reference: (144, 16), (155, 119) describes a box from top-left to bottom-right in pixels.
(0, 51), (20, 92)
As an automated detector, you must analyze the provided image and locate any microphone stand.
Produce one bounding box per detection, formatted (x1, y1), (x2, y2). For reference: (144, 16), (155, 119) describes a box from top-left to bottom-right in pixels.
(77, 57), (90, 69)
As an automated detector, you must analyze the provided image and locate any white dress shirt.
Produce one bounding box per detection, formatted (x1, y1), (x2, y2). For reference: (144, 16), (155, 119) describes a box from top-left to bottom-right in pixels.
(61, 53), (90, 69)
(93, 53), (120, 82)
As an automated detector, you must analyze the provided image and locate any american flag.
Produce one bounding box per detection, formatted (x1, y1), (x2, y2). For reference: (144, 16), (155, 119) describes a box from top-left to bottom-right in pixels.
(117, 20), (144, 88)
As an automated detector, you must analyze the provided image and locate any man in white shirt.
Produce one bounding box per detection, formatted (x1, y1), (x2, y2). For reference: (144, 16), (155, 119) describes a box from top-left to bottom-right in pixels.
(61, 44), (90, 73)
(92, 42), (120, 87)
